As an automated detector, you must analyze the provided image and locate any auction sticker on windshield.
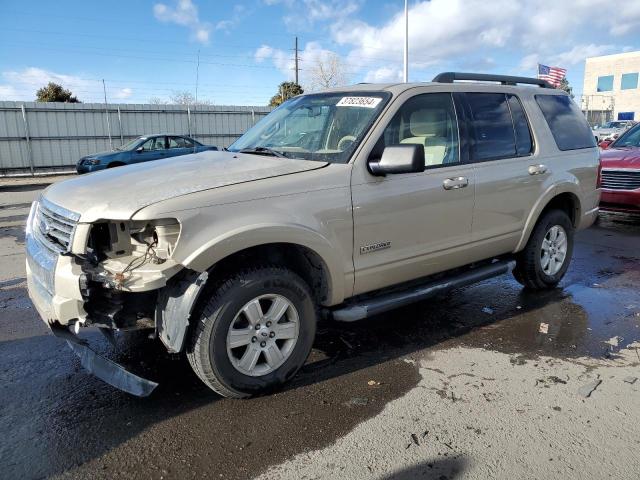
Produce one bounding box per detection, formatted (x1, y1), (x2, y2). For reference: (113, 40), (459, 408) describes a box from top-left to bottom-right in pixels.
(336, 97), (382, 108)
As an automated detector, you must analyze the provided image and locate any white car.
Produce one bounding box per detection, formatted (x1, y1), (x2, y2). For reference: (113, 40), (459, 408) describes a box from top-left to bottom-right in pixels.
(592, 120), (636, 142)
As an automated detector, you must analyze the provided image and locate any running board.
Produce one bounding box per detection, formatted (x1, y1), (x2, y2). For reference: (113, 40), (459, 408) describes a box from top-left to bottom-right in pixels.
(332, 260), (516, 322)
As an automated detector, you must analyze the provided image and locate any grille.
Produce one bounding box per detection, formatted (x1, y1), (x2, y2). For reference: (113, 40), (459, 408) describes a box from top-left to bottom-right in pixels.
(33, 198), (80, 253)
(601, 169), (640, 191)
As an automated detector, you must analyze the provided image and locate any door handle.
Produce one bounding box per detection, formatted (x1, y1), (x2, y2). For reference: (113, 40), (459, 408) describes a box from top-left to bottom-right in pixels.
(443, 176), (469, 190)
(528, 164), (547, 175)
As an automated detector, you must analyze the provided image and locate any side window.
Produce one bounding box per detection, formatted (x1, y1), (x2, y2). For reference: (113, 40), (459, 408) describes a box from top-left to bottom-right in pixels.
(152, 136), (166, 150)
(535, 95), (596, 151)
(168, 136), (185, 148)
(506, 95), (533, 156)
(466, 93), (516, 161)
(139, 139), (153, 151)
(375, 93), (459, 167)
(183, 137), (195, 148)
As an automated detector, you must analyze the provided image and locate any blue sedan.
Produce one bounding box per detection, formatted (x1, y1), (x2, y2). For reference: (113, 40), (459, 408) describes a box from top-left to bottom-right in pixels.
(76, 134), (217, 173)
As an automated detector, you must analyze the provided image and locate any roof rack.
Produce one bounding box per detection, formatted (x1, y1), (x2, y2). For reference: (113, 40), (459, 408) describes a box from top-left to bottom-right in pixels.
(432, 72), (551, 88)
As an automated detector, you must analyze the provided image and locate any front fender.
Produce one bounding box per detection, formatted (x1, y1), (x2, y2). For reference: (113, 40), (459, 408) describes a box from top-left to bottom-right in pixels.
(181, 223), (345, 306)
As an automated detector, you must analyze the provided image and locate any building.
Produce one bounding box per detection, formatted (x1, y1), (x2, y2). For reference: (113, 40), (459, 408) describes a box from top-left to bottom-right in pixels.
(581, 51), (640, 126)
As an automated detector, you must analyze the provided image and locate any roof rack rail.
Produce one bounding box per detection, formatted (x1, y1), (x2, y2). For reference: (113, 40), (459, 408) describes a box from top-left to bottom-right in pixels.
(432, 72), (551, 88)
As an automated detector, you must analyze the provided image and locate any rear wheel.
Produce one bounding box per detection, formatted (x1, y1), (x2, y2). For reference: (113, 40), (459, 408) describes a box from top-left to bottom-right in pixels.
(186, 266), (317, 398)
(514, 210), (574, 290)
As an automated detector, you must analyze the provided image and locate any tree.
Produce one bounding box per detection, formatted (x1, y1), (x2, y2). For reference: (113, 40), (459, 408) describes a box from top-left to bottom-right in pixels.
(306, 53), (349, 91)
(268, 82), (303, 107)
(169, 90), (212, 106)
(36, 82), (80, 103)
(148, 97), (168, 105)
(558, 77), (574, 99)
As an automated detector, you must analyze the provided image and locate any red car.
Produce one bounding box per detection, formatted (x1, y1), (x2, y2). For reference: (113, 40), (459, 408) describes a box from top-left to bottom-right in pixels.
(599, 123), (640, 214)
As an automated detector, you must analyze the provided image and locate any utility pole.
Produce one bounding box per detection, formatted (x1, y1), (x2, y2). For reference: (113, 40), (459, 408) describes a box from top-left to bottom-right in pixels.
(193, 49), (200, 147)
(403, 0), (409, 83)
(102, 79), (113, 150)
(294, 36), (299, 85)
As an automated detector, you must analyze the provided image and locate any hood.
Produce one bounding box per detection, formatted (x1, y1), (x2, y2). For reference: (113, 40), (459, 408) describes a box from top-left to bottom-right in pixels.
(83, 150), (119, 159)
(600, 146), (640, 169)
(45, 150), (327, 222)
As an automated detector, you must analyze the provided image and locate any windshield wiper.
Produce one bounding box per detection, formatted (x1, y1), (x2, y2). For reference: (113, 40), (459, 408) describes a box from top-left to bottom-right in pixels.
(239, 147), (288, 158)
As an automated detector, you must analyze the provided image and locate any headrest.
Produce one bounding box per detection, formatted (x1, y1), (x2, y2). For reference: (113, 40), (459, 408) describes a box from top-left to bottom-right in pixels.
(409, 109), (447, 137)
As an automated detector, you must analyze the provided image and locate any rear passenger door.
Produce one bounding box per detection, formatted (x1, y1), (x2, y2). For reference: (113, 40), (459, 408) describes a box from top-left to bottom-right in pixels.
(167, 136), (190, 158)
(456, 92), (544, 257)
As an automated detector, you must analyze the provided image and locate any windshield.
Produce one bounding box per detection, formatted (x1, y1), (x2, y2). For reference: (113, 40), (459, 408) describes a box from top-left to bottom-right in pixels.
(612, 123), (640, 147)
(117, 137), (145, 151)
(602, 121), (625, 129)
(228, 92), (390, 163)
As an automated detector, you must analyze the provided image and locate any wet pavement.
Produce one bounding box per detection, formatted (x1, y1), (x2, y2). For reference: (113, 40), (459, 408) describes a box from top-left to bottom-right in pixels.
(1, 181), (639, 479)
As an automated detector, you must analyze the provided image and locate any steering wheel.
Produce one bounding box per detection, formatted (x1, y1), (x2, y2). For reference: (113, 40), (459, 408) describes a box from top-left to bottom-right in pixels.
(337, 135), (356, 151)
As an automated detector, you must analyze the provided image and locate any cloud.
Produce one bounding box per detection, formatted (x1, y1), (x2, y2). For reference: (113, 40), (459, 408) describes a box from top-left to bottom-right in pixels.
(0, 67), (134, 103)
(551, 44), (618, 66)
(265, 0), (361, 30)
(608, 2), (640, 35)
(363, 67), (402, 83)
(254, 41), (349, 87)
(114, 88), (133, 99)
(215, 4), (247, 33)
(153, 0), (211, 44)
(1, 67), (95, 101)
(519, 44), (619, 73)
(327, 0), (636, 82)
(0, 84), (18, 97)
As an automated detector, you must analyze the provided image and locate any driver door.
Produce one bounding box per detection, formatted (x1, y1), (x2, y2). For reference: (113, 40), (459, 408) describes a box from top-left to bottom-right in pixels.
(351, 92), (476, 295)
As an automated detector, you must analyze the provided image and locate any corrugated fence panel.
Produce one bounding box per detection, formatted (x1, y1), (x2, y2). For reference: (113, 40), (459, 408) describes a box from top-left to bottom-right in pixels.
(0, 101), (272, 172)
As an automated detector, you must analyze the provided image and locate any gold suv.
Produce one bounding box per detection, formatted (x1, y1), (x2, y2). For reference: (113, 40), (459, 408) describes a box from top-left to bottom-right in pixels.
(26, 72), (600, 397)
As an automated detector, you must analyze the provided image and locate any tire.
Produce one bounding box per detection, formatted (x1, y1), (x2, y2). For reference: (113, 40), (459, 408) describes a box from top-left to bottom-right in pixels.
(513, 209), (574, 290)
(186, 266), (317, 398)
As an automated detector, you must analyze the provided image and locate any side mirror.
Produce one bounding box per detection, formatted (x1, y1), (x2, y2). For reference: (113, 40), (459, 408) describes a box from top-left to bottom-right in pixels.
(136, 146), (144, 153)
(369, 144), (425, 176)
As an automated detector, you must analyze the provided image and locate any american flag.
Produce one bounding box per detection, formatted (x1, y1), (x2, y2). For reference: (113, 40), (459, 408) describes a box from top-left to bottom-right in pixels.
(538, 64), (567, 88)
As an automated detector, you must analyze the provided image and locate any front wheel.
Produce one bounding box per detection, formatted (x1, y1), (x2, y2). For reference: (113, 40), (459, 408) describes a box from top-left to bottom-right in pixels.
(187, 266), (317, 398)
(513, 210), (574, 290)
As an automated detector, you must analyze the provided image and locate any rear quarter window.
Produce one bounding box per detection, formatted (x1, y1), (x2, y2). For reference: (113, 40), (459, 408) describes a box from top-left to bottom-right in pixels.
(535, 95), (596, 151)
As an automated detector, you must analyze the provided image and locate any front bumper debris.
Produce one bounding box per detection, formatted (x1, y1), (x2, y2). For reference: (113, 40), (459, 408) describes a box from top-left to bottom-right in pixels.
(51, 326), (158, 397)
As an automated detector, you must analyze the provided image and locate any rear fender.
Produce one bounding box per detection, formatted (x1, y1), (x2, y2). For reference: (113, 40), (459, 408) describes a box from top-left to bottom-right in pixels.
(514, 183), (582, 252)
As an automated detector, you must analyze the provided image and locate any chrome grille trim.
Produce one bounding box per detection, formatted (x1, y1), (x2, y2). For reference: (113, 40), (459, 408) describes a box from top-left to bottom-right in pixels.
(26, 232), (57, 295)
(34, 198), (80, 253)
(601, 169), (640, 191)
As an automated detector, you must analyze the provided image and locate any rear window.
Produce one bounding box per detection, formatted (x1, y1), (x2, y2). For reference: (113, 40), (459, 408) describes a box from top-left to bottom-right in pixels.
(535, 95), (596, 151)
(507, 95), (533, 156)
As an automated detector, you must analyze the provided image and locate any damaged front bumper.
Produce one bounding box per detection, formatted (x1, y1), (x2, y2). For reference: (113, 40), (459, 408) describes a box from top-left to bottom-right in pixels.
(51, 325), (158, 397)
(25, 206), (160, 397)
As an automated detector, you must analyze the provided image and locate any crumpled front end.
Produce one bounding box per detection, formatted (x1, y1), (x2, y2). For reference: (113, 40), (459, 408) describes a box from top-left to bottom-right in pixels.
(25, 196), (183, 396)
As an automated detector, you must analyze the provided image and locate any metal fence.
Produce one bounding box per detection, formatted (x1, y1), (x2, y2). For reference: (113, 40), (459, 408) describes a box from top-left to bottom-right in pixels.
(0, 101), (272, 173)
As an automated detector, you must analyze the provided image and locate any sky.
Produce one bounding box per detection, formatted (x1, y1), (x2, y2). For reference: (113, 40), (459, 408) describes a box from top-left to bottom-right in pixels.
(0, 0), (639, 106)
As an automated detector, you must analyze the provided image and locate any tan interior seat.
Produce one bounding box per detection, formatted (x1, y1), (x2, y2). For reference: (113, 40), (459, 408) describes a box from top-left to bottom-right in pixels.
(400, 109), (448, 166)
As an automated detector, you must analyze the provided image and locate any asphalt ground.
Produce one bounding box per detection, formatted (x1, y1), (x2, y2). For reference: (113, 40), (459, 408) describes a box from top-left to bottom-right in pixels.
(1, 178), (639, 479)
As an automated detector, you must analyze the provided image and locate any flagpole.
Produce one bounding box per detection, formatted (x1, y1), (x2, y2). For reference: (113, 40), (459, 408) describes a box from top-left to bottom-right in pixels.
(403, 0), (408, 83)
